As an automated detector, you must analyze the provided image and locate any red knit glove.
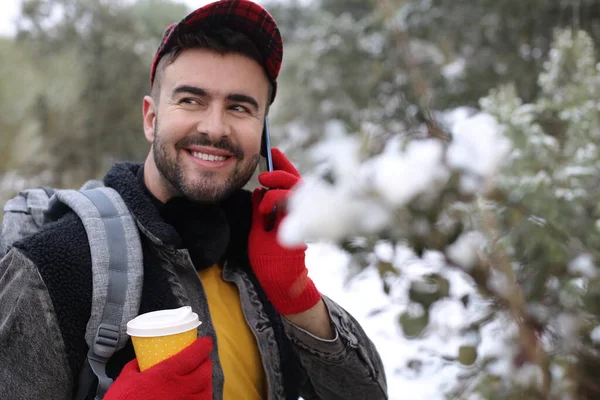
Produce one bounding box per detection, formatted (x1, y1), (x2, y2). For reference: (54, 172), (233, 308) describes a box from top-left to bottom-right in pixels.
(104, 337), (213, 400)
(249, 148), (322, 315)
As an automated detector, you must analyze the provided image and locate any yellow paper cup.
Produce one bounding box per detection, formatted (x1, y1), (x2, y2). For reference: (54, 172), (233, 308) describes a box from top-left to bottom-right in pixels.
(127, 306), (201, 371)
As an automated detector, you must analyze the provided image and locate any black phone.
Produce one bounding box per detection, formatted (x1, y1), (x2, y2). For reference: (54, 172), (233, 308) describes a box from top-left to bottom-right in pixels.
(261, 117), (274, 172)
(261, 117), (277, 231)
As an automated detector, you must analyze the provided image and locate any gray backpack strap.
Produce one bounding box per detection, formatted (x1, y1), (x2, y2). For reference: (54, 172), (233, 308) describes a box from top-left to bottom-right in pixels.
(51, 187), (143, 399)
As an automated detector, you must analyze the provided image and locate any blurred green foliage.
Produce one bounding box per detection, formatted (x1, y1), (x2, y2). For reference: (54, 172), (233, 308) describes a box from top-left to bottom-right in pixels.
(0, 0), (188, 190)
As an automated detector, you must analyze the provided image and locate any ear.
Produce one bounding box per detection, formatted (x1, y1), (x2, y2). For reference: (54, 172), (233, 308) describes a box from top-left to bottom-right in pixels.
(143, 95), (157, 143)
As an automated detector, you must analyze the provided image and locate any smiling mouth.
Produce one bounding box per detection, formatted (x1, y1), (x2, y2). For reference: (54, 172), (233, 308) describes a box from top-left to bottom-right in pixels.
(188, 150), (232, 162)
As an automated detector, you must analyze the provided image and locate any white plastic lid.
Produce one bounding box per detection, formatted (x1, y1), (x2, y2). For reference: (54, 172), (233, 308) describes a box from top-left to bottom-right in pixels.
(126, 306), (201, 337)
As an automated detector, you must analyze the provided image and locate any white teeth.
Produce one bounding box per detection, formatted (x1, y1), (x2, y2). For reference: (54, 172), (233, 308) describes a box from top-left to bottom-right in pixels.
(191, 151), (228, 161)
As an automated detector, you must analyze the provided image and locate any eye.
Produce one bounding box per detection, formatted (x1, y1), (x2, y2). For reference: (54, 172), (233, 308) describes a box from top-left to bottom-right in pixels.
(230, 104), (250, 113)
(180, 98), (200, 105)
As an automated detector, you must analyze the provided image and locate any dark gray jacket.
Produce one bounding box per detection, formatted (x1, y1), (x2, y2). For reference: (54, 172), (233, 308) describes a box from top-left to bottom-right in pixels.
(0, 162), (387, 399)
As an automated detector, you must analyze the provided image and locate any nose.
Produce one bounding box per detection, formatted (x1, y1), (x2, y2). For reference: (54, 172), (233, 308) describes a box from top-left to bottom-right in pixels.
(197, 105), (229, 141)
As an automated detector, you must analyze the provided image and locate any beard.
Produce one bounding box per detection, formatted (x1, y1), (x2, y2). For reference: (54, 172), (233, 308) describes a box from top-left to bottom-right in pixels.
(152, 121), (260, 203)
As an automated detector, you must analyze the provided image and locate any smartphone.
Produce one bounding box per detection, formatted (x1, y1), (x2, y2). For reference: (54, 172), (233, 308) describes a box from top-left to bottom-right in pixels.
(261, 117), (274, 171)
(261, 117), (277, 231)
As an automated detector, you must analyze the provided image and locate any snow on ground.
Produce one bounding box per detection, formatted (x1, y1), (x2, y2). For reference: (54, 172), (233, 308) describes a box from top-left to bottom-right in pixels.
(305, 242), (481, 399)
(306, 241), (512, 399)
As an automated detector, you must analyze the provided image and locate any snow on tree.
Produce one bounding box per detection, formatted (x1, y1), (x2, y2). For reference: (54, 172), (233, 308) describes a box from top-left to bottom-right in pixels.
(281, 28), (600, 399)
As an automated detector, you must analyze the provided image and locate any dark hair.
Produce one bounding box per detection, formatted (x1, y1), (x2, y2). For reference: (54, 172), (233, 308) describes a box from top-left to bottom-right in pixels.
(150, 27), (274, 104)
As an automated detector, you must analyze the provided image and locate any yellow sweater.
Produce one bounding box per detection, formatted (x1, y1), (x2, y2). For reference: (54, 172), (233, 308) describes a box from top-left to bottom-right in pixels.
(198, 265), (267, 399)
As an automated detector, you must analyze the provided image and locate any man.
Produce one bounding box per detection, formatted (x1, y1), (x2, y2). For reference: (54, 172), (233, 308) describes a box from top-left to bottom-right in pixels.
(0, 1), (387, 399)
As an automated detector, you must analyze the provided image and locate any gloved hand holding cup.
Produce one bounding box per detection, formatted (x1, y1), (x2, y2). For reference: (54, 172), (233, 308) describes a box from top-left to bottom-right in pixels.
(127, 306), (201, 371)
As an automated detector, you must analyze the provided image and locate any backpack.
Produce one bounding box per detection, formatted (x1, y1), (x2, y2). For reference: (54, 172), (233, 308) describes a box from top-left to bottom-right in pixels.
(0, 180), (144, 400)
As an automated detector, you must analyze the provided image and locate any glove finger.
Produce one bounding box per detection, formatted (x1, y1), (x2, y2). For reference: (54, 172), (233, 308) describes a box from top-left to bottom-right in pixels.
(165, 336), (213, 376)
(189, 361), (214, 395)
(271, 148), (300, 177)
(258, 189), (288, 215)
(251, 187), (266, 216)
(258, 170), (299, 190)
(186, 389), (213, 400)
(251, 187), (266, 207)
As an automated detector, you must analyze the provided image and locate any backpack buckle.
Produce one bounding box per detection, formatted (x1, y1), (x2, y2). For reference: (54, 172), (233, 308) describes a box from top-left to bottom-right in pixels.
(92, 323), (120, 359)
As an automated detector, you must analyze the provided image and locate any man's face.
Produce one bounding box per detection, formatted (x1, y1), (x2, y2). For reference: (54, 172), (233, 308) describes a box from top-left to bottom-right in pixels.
(143, 48), (269, 203)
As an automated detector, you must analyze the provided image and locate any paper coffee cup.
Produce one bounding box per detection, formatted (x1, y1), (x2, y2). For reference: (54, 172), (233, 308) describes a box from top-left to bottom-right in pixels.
(127, 306), (201, 371)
